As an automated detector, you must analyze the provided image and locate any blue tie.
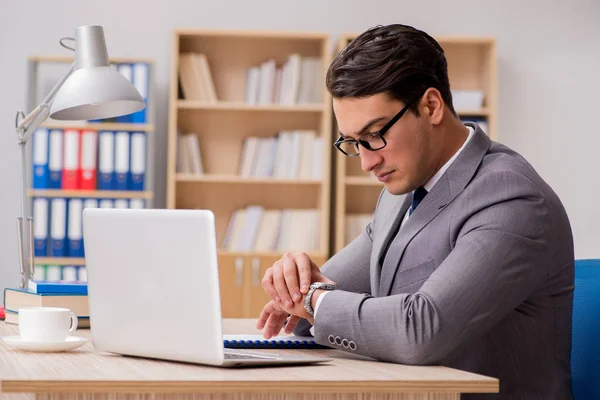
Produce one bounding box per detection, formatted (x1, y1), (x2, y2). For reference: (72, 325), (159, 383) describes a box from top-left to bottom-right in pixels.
(409, 187), (428, 216)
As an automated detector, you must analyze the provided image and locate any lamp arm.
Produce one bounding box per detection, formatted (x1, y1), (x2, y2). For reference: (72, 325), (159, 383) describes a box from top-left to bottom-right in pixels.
(16, 62), (75, 144)
(14, 61), (75, 289)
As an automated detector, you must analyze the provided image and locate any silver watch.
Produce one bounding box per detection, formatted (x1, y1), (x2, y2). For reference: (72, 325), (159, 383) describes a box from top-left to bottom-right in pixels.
(304, 282), (337, 318)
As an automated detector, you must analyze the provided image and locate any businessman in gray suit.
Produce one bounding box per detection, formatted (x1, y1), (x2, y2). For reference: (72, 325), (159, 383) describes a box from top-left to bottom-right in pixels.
(256, 24), (574, 399)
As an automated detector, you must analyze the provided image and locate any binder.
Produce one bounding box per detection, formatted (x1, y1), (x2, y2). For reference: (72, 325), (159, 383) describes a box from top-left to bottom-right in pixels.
(32, 197), (49, 256)
(116, 64), (133, 123)
(99, 199), (113, 209)
(222, 335), (328, 349)
(130, 132), (146, 190)
(79, 130), (98, 190)
(67, 199), (83, 258)
(82, 199), (98, 257)
(131, 63), (149, 123)
(32, 128), (49, 189)
(49, 198), (67, 257)
(114, 199), (129, 209)
(62, 129), (80, 190)
(114, 131), (130, 190)
(48, 129), (63, 189)
(98, 131), (115, 190)
(129, 199), (145, 209)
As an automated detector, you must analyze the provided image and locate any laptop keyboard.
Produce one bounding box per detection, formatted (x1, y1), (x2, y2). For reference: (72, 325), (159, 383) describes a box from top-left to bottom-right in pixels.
(224, 352), (277, 360)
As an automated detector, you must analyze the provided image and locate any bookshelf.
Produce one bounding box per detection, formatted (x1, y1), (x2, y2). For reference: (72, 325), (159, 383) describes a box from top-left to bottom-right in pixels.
(333, 34), (497, 252)
(25, 55), (156, 278)
(166, 29), (332, 318)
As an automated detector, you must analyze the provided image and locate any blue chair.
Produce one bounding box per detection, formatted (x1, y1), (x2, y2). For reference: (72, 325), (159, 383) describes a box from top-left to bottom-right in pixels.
(571, 259), (600, 399)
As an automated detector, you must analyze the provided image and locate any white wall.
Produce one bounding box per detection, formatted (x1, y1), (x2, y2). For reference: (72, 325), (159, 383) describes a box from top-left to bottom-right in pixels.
(1, 0), (599, 294)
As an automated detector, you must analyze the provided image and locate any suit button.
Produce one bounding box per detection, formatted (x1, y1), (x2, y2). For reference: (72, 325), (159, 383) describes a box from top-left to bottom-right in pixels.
(342, 338), (349, 348)
(328, 335), (335, 344)
(349, 340), (357, 350)
(335, 336), (342, 346)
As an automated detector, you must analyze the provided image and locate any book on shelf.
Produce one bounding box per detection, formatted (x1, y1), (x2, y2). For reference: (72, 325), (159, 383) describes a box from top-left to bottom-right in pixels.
(176, 131), (204, 174)
(238, 130), (322, 179)
(178, 52), (217, 102)
(222, 206), (320, 253)
(244, 53), (323, 105)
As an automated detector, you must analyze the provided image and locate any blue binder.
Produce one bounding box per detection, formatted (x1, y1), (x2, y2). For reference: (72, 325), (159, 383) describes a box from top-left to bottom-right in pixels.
(131, 62), (149, 123)
(32, 128), (49, 189)
(98, 131), (115, 190)
(130, 132), (146, 191)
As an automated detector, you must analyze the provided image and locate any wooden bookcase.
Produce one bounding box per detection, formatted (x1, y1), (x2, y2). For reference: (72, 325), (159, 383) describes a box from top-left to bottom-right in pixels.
(166, 29), (332, 318)
(25, 55), (155, 274)
(333, 34), (497, 252)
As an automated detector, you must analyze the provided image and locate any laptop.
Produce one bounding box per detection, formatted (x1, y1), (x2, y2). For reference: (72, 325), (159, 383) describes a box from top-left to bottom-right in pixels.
(81, 208), (331, 367)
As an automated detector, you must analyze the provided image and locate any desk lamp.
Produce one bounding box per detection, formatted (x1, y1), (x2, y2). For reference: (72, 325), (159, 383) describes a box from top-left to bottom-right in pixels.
(14, 25), (145, 289)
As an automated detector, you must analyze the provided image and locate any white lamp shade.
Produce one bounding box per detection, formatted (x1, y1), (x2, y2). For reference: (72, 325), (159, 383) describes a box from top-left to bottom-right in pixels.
(49, 66), (145, 121)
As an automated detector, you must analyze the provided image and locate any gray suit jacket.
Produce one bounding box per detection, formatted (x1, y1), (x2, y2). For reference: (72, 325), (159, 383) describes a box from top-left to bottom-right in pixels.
(295, 123), (574, 399)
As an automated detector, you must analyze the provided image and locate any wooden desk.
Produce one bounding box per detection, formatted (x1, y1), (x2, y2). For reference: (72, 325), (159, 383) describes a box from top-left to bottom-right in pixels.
(0, 319), (498, 400)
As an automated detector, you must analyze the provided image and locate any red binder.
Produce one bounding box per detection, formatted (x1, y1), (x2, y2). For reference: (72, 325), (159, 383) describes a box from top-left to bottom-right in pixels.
(61, 129), (80, 190)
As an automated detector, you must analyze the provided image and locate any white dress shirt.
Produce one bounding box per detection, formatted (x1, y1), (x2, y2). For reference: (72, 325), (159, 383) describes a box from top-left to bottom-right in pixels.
(309, 126), (475, 335)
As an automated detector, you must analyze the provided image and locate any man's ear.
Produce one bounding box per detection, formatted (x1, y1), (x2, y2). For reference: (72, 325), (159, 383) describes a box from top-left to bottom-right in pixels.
(421, 88), (444, 125)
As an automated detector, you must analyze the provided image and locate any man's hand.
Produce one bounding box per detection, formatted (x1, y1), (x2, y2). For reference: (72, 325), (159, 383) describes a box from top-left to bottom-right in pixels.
(255, 299), (311, 338)
(261, 251), (335, 309)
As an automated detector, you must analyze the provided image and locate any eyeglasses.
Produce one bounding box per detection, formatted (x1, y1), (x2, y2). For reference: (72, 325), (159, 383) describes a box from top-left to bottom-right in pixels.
(334, 99), (415, 157)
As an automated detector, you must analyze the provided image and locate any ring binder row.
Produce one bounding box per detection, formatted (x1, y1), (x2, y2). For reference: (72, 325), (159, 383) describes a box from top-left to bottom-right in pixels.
(223, 340), (328, 349)
(222, 336), (329, 349)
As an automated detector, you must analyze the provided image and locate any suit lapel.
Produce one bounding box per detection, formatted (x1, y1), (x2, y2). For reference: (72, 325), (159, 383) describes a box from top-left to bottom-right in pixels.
(377, 124), (492, 296)
(370, 193), (412, 296)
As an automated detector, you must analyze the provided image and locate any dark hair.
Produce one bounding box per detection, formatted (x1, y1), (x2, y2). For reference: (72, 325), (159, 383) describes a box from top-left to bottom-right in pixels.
(326, 24), (456, 116)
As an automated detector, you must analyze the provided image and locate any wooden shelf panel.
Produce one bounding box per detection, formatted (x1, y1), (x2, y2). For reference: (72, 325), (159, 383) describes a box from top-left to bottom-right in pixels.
(176, 29), (328, 40)
(41, 121), (154, 132)
(217, 250), (327, 258)
(29, 55), (154, 64)
(27, 190), (153, 199)
(346, 185), (382, 215)
(345, 176), (383, 186)
(34, 257), (85, 266)
(176, 174), (321, 185)
(177, 101), (325, 112)
(456, 108), (490, 117)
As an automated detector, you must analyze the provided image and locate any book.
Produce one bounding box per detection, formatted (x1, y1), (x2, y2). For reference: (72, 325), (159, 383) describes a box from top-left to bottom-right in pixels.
(28, 280), (88, 295)
(223, 334), (328, 349)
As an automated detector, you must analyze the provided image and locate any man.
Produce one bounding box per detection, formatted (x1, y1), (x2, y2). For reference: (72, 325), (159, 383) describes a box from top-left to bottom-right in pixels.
(257, 24), (574, 399)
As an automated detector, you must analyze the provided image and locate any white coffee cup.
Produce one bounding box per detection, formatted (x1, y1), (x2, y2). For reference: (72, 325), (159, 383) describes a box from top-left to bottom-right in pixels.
(18, 307), (78, 342)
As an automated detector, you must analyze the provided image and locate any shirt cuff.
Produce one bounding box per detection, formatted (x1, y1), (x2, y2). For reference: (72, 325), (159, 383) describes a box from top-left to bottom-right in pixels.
(308, 290), (330, 336)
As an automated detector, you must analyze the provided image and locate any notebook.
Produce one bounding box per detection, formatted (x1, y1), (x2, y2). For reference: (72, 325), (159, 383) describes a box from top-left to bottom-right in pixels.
(223, 334), (329, 349)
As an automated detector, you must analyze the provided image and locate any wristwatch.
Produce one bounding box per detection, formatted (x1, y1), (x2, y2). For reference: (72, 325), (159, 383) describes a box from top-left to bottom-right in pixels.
(304, 282), (337, 318)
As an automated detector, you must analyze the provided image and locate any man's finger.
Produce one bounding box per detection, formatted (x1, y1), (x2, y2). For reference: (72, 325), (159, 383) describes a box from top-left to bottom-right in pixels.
(283, 254), (302, 303)
(283, 315), (301, 334)
(295, 252), (313, 295)
(261, 266), (279, 303)
(266, 313), (289, 338)
(273, 257), (293, 308)
(256, 300), (277, 330)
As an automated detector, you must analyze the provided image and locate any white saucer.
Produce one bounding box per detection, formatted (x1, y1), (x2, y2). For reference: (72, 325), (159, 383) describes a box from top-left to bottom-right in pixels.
(1, 335), (87, 352)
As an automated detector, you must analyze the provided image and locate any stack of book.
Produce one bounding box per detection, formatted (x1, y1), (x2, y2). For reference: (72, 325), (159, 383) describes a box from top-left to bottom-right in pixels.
(3, 280), (89, 328)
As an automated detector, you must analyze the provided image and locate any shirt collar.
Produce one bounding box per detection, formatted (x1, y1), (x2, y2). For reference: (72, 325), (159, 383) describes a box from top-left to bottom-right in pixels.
(423, 125), (475, 193)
